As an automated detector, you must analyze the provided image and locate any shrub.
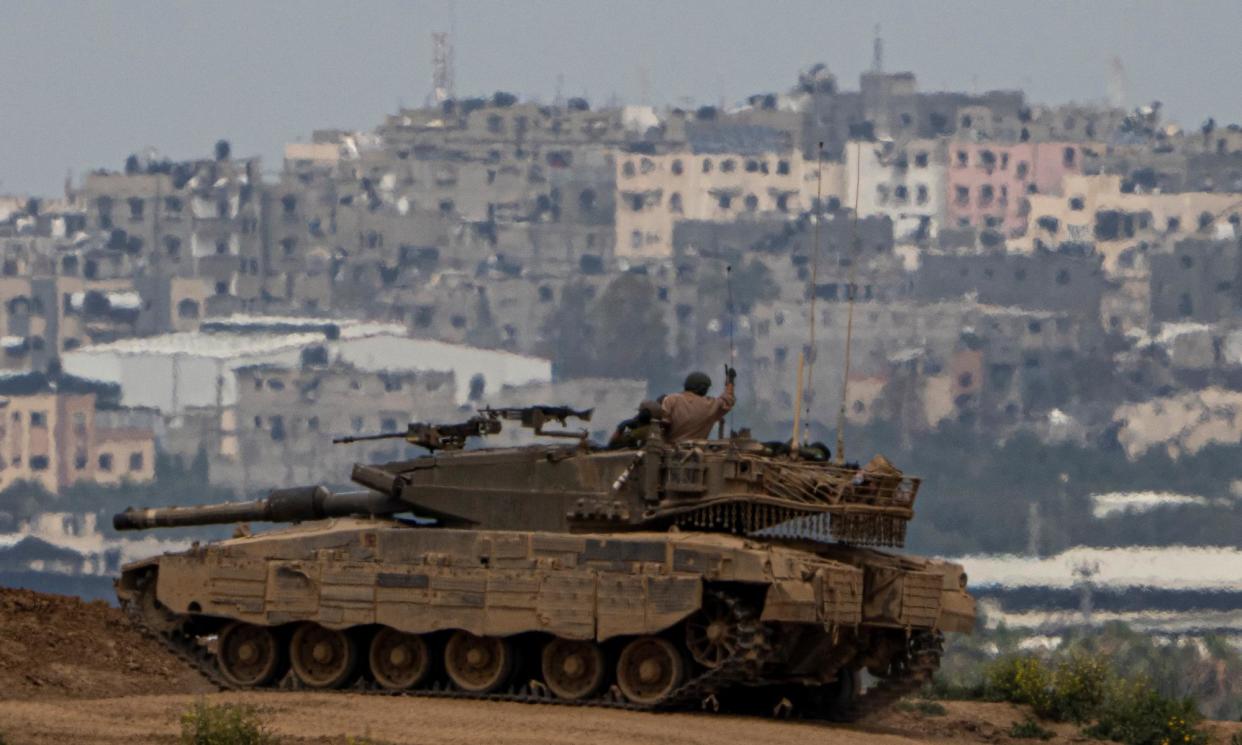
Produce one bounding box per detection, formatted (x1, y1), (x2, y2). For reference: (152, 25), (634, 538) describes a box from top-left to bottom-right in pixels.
(1047, 652), (1110, 723)
(1229, 732), (1242, 745)
(180, 700), (278, 745)
(1009, 718), (1054, 740)
(1085, 678), (1208, 745)
(984, 655), (1054, 713)
(983, 652), (1110, 723)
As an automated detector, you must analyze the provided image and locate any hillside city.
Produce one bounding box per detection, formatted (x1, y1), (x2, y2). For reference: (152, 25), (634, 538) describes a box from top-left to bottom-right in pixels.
(3, 44), (1242, 682)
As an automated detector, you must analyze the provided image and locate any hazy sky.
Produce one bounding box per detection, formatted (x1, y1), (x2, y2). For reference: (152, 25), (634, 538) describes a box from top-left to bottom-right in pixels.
(4, 0), (1242, 196)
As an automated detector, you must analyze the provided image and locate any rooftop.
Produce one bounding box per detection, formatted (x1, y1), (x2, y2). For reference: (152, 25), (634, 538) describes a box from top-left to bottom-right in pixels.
(67, 315), (407, 360)
(0, 371), (118, 398)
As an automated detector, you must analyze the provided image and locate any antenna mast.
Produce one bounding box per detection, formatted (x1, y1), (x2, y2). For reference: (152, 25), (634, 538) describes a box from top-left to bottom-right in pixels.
(871, 23), (884, 74)
(430, 29), (455, 105)
(800, 142), (826, 448)
(834, 142), (863, 464)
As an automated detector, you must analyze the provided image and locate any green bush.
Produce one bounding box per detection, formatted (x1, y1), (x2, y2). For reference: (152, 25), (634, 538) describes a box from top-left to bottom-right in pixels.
(1229, 731), (1242, 745)
(982, 653), (1209, 744)
(1085, 678), (1207, 745)
(180, 700), (278, 745)
(984, 655), (1055, 714)
(1047, 652), (1110, 723)
(1009, 718), (1054, 740)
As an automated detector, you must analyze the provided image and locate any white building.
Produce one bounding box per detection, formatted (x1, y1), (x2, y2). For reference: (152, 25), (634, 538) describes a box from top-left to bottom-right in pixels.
(844, 138), (947, 243)
(62, 315), (553, 416)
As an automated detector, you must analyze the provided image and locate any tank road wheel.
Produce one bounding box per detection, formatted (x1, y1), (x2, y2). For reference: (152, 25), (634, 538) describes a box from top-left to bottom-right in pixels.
(444, 630), (514, 693)
(541, 638), (606, 701)
(684, 594), (743, 669)
(369, 628), (432, 690)
(217, 622), (283, 688)
(289, 623), (359, 689)
(616, 636), (685, 705)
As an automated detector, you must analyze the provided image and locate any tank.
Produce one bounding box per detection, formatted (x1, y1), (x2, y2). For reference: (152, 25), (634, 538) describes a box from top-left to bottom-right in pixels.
(115, 405), (974, 720)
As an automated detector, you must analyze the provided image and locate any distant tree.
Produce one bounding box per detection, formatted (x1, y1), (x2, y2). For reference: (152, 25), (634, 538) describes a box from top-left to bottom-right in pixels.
(537, 282), (594, 378)
(25, 197), (39, 216)
(124, 154), (141, 174)
(585, 273), (670, 382)
(491, 91), (518, 108)
(566, 97), (590, 112)
(214, 139), (231, 161)
(460, 97), (487, 116)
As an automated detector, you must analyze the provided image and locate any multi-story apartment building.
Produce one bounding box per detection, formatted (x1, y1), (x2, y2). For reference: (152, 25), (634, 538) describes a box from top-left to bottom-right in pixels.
(946, 142), (1086, 235)
(0, 371), (155, 493)
(614, 143), (828, 259)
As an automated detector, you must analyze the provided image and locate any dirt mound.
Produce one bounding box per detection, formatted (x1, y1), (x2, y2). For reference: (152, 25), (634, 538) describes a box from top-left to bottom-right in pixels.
(0, 586), (211, 700)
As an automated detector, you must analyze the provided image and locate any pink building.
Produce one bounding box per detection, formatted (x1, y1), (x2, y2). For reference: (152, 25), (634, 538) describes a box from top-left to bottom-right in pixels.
(946, 142), (1084, 236)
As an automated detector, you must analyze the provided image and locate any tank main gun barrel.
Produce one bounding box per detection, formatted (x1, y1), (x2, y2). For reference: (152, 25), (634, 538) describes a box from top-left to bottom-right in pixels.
(333, 431), (406, 444)
(112, 485), (407, 531)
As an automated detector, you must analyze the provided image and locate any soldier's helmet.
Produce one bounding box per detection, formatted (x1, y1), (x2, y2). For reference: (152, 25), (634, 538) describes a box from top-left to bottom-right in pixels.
(684, 371), (712, 395)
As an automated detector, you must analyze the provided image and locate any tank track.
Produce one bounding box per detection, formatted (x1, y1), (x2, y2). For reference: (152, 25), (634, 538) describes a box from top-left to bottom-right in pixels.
(121, 588), (774, 715)
(839, 632), (943, 722)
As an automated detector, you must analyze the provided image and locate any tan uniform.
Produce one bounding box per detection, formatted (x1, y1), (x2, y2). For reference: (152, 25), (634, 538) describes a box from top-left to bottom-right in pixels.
(661, 384), (735, 442)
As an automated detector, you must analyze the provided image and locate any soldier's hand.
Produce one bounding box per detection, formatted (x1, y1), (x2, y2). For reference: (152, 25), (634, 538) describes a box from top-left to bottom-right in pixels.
(725, 366), (737, 384)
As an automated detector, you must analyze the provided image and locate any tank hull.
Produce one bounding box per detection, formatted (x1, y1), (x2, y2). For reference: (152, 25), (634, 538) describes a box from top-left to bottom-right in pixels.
(118, 517), (973, 717)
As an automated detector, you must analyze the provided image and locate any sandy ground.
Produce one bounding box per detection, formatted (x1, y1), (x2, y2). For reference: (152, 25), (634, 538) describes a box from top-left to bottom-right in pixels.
(15, 692), (1220, 745)
(0, 693), (1053, 745)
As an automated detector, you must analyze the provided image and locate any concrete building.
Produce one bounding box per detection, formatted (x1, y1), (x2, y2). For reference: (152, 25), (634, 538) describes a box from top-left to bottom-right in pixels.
(224, 360), (460, 491)
(946, 141), (1086, 235)
(613, 147), (829, 259)
(79, 153), (266, 315)
(1150, 238), (1242, 323)
(844, 138), (947, 242)
(915, 247), (1108, 317)
(62, 315), (552, 417)
(0, 371), (155, 493)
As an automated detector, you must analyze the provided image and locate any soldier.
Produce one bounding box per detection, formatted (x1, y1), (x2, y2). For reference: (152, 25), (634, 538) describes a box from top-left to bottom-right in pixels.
(661, 368), (735, 442)
(607, 399), (665, 449)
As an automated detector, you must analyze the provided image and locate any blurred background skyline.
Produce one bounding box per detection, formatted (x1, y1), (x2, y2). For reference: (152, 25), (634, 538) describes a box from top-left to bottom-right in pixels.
(4, 0), (1242, 195)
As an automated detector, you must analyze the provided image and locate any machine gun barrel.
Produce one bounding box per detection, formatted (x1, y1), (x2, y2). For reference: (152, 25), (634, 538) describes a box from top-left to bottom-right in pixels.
(334, 417), (501, 450)
(333, 432), (406, 444)
(112, 485), (407, 531)
(480, 405), (593, 423)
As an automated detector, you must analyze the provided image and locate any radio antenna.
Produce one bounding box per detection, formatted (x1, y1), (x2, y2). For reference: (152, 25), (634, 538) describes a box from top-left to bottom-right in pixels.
(834, 141), (863, 465)
(800, 141), (826, 449)
(719, 264), (735, 439)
